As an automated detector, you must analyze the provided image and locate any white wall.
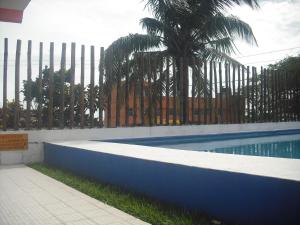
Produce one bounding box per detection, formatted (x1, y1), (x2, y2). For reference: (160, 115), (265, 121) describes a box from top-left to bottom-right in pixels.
(0, 122), (299, 165)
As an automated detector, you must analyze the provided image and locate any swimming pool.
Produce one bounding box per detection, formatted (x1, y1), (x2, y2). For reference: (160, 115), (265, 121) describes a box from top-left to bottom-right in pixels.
(45, 127), (300, 225)
(104, 129), (300, 159)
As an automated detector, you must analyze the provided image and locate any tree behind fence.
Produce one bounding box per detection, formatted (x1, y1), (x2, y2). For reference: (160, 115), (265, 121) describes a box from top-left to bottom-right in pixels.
(1, 39), (299, 130)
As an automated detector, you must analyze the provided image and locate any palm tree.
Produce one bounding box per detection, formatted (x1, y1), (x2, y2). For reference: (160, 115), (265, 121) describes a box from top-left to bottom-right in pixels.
(105, 0), (259, 124)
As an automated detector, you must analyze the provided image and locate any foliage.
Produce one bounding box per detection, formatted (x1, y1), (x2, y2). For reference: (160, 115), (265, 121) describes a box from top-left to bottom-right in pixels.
(105, 0), (259, 123)
(22, 67), (103, 127)
(268, 54), (300, 72)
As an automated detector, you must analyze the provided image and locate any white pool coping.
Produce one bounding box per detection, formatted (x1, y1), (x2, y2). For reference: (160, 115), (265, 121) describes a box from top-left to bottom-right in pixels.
(48, 140), (300, 182)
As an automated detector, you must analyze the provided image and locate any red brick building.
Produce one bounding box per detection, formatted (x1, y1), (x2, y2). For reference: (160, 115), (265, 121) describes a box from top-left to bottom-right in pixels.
(105, 83), (240, 127)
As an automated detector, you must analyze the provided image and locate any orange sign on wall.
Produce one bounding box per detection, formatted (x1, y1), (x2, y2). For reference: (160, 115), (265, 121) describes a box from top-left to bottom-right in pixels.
(0, 134), (28, 151)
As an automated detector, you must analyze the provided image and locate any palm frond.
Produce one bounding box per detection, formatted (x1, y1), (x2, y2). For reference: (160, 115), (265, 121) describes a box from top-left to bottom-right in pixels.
(205, 14), (258, 46)
(202, 47), (241, 65)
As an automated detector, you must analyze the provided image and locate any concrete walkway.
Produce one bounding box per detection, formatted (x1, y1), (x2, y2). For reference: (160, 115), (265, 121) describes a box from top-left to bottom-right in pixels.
(0, 165), (149, 225)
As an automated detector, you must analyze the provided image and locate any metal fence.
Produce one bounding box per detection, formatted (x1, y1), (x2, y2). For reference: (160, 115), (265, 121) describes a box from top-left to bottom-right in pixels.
(1, 39), (299, 130)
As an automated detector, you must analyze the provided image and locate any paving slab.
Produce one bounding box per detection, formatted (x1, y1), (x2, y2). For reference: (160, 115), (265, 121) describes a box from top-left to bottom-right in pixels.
(0, 165), (149, 225)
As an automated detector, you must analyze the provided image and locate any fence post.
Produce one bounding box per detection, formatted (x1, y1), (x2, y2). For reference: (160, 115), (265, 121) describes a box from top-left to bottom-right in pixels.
(2, 38), (8, 130)
(213, 62), (218, 123)
(48, 42), (54, 129)
(237, 65), (241, 123)
(140, 54), (144, 126)
(172, 57), (177, 125)
(159, 57), (163, 125)
(179, 57), (184, 124)
(191, 58), (195, 124)
(166, 57), (170, 125)
(219, 62), (223, 124)
(153, 57), (158, 125)
(241, 66), (245, 123)
(60, 43), (66, 129)
(263, 68), (267, 122)
(69, 43), (75, 128)
(133, 70), (137, 126)
(251, 67), (255, 123)
(14, 40), (21, 130)
(90, 46), (95, 128)
(80, 45), (85, 128)
(197, 60), (202, 124)
(25, 40), (32, 130)
(99, 47), (104, 127)
(246, 66), (250, 123)
(204, 60), (208, 124)
(228, 64), (232, 123)
(38, 42), (43, 129)
(125, 55), (129, 127)
(225, 63), (229, 123)
(209, 60), (213, 123)
(232, 64), (236, 123)
(147, 55), (152, 126)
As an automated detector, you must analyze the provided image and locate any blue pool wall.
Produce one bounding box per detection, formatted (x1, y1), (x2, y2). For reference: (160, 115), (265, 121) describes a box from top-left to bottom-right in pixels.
(44, 143), (300, 225)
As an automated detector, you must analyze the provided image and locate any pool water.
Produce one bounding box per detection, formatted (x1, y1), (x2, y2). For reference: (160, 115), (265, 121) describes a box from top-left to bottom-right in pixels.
(198, 139), (300, 159)
(156, 135), (300, 159)
(104, 129), (300, 159)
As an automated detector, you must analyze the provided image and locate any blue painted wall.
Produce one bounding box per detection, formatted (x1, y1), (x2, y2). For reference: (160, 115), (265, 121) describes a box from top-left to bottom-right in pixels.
(44, 143), (300, 225)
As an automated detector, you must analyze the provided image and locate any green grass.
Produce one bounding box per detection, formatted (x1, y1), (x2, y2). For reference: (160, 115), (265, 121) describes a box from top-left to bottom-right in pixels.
(29, 163), (223, 225)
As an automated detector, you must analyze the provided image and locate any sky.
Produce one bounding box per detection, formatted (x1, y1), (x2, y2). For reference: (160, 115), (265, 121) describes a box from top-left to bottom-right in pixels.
(0, 0), (300, 104)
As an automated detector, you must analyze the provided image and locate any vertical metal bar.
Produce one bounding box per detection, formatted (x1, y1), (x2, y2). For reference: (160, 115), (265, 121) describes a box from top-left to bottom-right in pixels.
(284, 71), (288, 121)
(263, 68), (267, 122)
(14, 40), (21, 130)
(90, 46), (95, 128)
(80, 45), (85, 128)
(274, 70), (278, 122)
(228, 64), (232, 123)
(225, 63), (229, 123)
(38, 42), (43, 129)
(246, 66), (250, 123)
(204, 60), (208, 124)
(115, 65), (120, 127)
(197, 60), (202, 124)
(125, 55), (129, 127)
(241, 66), (245, 123)
(259, 67), (263, 122)
(209, 60), (213, 123)
(232, 64), (236, 123)
(25, 40), (32, 130)
(153, 57), (158, 125)
(106, 64), (111, 128)
(60, 43), (66, 129)
(99, 47), (104, 127)
(140, 54), (144, 126)
(147, 55), (152, 126)
(251, 67), (255, 123)
(267, 69), (271, 121)
(166, 56), (170, 125)
(213, 62), (218, 123)
(179, 57), (184, 124)
(237, 65), (241, 123)
(69, 42), (75, 128)
(2, 38), (8, 130)
(278, 70), (282, 121)
(133, 73), (137, 126)
(159, 57), (163, 125)
(191, 58), (195, 124)
(173, 57), (177, 125)
(219, 62), (223, 124)
(48, 42), (54, 129)
(271, 70), (275, 122)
